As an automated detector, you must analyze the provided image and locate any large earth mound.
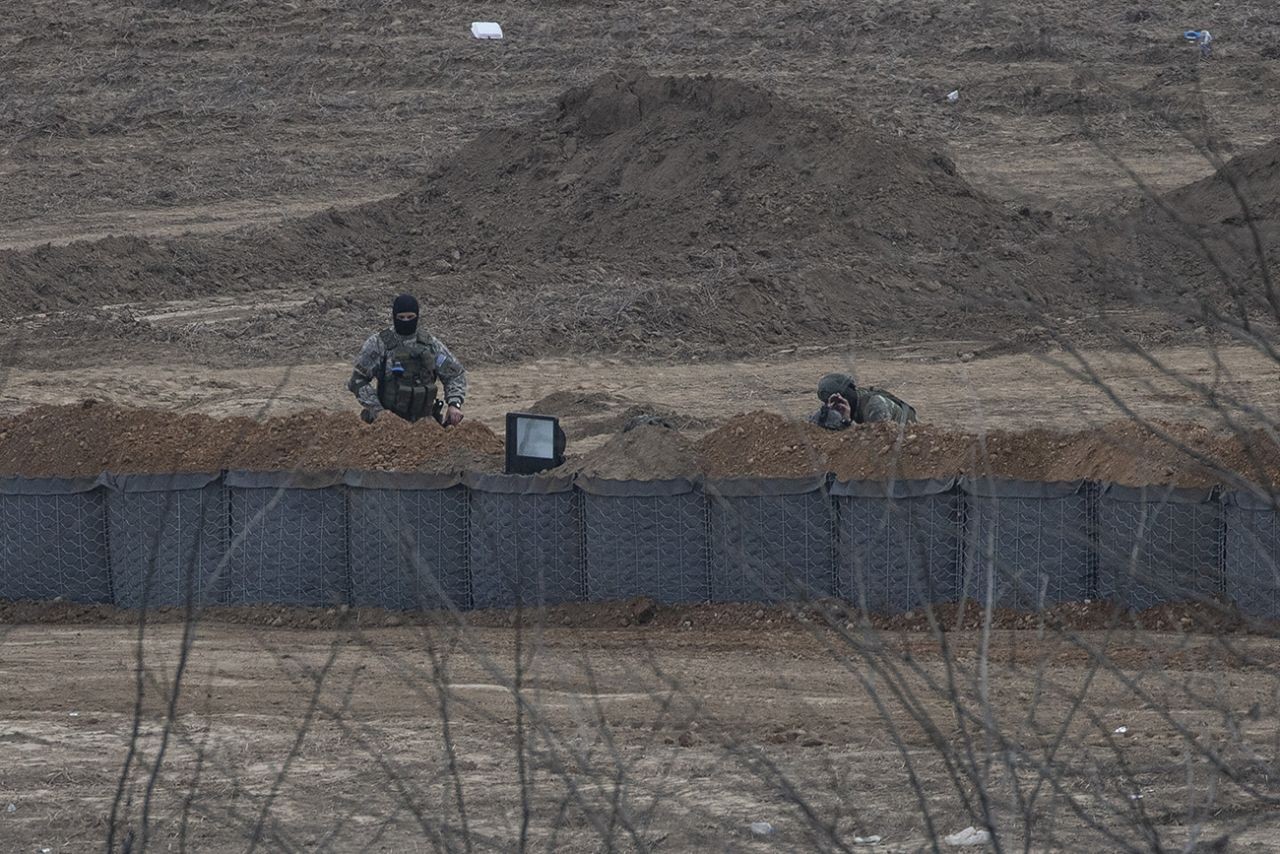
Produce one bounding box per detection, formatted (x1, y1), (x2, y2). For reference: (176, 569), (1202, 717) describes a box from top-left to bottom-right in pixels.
(358, 69), (1030, 276)
(0, 70), (1054, 350)
(1073, 138), (1280, 308)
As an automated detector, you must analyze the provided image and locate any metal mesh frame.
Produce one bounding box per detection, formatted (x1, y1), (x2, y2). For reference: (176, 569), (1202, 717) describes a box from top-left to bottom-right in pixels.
(583, 492), (708, 603)
(0, 473), (1262, 615)
(708, 491), (834, 603)
(964, 485), (1092, 610)
(1224, 495), (1280, 620)
(348, 486), (470, 611)
(0, 489), (112, 603)
(108, 483), (228, 609)
(838, 491), (963, 613)
(1097, 487), (1224, 610)
(469, 490), (583, 608)
(222, 486), (350, 606)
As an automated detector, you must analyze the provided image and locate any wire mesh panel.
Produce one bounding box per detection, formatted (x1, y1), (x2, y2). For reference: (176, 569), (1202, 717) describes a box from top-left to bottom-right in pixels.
(708, 480), (834, 603)
(223, 475), (349, 606)
(1097, 485), (1223, 610)
(581, 480), (708, 603)
(468, 476), (582, 608)
(836, 480), (962, 614)
(107, 475), (227, 609)
(963, 480), (1091, 610)
(1223, 491), (1280, 620)
(0, 479), (112, 603)
(348, 483), (470, 611)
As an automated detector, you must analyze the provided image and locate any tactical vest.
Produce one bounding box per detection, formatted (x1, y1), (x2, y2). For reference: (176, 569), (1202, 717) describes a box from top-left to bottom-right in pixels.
(375, 329), (438, 422)
(855, 386), (918, 424)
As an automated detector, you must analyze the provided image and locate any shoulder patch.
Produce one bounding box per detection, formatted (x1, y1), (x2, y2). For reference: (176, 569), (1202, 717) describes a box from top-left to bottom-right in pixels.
(435, 353), (448, 367)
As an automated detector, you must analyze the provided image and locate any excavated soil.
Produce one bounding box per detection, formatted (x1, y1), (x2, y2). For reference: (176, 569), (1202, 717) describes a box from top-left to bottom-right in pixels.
(0, 402), (503, 477)
(0, 71), (1059, 355)
(7, 73), (1280, 369)
(1074, 137), (1280, 307)
(1, 404), (1279, 487)
(559, 424), (700, 480)
(528, 392), (708, 440)
(696, 411), (1280, 486)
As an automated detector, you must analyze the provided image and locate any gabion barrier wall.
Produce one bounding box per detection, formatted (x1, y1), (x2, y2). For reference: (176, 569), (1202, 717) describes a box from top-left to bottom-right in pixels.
(1, 472), (1278, 618)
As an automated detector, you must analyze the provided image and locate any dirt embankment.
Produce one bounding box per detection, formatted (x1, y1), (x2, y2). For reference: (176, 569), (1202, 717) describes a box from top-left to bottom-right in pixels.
(694, 412), (1280, 486)
(0, 402), (504, 477)
(0, 70), (1055, 352)
(1072, 137), (1280, 307)
(1, 404), (1277, 487)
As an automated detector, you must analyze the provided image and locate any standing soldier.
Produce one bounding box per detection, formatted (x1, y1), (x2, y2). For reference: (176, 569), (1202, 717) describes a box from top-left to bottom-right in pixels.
(347, 294), (468, 426)
(809, 372), (916, 429)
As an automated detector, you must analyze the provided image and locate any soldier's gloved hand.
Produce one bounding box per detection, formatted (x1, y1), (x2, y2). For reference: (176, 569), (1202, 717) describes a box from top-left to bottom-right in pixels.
(360, 408), (379, 424)
(443, 404), (464, 428)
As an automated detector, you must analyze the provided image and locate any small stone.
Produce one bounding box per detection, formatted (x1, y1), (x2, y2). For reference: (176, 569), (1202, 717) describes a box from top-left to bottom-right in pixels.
(628, 596), (658, 625)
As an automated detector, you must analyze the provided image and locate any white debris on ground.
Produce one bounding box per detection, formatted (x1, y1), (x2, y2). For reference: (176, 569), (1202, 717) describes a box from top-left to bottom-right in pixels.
(944, 826), (991, 846)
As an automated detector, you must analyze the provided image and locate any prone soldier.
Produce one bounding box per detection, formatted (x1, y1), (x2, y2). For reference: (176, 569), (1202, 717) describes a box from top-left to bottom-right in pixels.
(809, 372), (916, 429)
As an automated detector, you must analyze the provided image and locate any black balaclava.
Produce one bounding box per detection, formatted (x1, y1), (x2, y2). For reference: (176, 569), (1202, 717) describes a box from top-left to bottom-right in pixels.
(392, 294), (419, 337)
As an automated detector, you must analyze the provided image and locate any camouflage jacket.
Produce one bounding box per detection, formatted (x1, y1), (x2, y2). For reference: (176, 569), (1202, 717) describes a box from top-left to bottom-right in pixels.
(810, 387), (915, 429)
(347, 328), (468, 414)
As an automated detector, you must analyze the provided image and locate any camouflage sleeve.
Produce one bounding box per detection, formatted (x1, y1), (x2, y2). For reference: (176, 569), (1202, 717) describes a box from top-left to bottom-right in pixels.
(809, 406), (849, 430)
(860, 394), (903, 424)
(347, 333), (385, 412)
(428, 335), (468, 406)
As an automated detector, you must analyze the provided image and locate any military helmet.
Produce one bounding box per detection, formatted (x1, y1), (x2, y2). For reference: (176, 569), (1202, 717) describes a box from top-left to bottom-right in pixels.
(817, 372), (857, 403)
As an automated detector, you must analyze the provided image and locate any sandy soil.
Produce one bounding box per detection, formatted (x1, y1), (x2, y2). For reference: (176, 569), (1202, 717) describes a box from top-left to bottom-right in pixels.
(2, 341), (1276, 446)
(2, 618), (1278, 852)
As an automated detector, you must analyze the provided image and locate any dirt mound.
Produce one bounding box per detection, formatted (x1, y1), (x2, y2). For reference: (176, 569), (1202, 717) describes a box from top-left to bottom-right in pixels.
(0, 403), (503, 477)
(696, 412), (837, 478)
(529, 391), (626, 418)
(0, 70), (1053, 355)
(376, 69), (1025, 275)
(1075, 137), (1280, 304)
(530, 390), (710, 440)
(560, 424), (699, 480)
(3, 405), (1276, 487)
(696, 411), (1280, 487)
